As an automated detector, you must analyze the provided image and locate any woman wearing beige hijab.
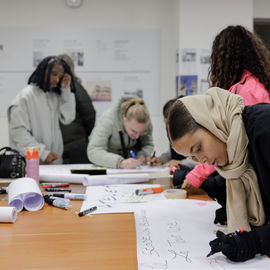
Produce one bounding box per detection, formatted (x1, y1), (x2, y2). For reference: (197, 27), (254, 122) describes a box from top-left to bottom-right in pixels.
(167, 87), (270, 262)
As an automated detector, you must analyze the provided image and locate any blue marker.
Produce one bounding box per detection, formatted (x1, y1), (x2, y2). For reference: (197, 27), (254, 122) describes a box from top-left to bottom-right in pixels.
(130, 150), (137, 160)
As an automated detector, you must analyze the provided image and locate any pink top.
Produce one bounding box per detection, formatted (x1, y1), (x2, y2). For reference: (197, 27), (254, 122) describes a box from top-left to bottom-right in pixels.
(229, 70), (270, 105)
(186, 70), (270, 187)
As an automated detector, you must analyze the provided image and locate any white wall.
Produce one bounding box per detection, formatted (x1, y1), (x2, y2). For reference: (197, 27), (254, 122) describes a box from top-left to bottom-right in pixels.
(178, 0), (253, 49)
(254, 0), (270, 18)
(0, 0), (268, 156)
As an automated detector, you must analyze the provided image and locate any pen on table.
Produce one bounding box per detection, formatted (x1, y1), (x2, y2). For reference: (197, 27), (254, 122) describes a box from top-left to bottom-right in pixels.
(44, 195), (71, 210)
(150, 151), (156, 166)
(0, 187), (8, 194)
(50, 193), (87, 200)
(43, 194), (71, 204)
(135, 186), (163, 195)
(45, 188), (72, 192)
(130, 150), (136, 160)
(41, 183), (70, 188)
(78, 206), (98, 216)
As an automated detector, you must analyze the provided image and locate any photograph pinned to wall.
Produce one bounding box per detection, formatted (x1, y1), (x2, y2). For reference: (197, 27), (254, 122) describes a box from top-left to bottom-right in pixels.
(122, 75), (144, 98)
(32, 39), (52, 67)
(180, 48), (197, 75)
(124, 89), (143, 98)
(65, 49), (85, 67)
(86, 80), (112, 102)
(64, 39), (84, 67)
(177, 75), (198, 96)
(199, 49), (210, 94)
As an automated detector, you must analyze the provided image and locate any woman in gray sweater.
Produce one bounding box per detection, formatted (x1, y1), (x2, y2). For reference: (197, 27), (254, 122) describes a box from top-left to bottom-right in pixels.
(87, 96), (154, 168)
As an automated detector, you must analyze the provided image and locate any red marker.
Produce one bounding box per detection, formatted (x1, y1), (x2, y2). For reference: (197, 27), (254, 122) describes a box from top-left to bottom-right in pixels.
(135, 187), (163, 195)
(41, 183), (70, 188)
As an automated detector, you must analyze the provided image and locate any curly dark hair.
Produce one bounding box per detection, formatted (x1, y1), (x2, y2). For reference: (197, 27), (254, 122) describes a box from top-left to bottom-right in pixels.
(28, 56), (75, 95)
(208, 25), (270, 93)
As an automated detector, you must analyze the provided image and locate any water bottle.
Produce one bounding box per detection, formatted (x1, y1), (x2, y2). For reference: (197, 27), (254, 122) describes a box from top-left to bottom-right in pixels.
(26, 146), (39, 185)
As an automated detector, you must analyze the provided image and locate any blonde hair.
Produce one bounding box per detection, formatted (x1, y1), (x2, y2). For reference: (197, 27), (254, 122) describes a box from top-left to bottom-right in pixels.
(58, 53), (82, 84)
(122, 97), (150, 123)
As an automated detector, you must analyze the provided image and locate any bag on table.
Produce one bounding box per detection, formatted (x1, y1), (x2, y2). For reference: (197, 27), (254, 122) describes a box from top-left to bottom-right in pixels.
(0, 147), (26, 178)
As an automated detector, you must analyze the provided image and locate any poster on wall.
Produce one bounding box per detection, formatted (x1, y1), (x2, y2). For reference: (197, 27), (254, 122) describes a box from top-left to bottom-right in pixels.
(0, 27), (160, 117)
(177, 48), (210, 97)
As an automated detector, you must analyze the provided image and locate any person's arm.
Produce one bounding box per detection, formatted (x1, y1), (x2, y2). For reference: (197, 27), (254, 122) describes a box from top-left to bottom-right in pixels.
(74, 82), (96, 136)
(59, 74), (76, 125)
(136, 122), (154, 158)
(208, 224), (270, 262)
(185, 163), (216, 188)
(8, 102), (50, 162)
(87, 117), (124, 168)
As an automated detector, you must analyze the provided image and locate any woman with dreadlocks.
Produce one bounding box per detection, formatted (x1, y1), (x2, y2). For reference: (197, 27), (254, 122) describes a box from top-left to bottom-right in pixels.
(8, 56), (76, 164)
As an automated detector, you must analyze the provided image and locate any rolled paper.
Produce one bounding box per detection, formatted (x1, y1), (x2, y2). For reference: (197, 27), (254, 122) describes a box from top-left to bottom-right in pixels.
(8, 177), (44, 212)
(0, 206), (17, 223)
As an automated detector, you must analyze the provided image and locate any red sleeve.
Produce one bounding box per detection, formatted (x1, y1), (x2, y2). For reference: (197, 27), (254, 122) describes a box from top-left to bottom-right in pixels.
(186, 164), (216, 188)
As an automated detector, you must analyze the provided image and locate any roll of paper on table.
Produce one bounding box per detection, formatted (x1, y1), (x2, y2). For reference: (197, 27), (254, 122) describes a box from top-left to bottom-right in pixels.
(136, 187), (163, 195)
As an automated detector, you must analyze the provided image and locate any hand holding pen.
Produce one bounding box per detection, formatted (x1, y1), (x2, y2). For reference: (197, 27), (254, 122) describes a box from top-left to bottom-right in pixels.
(119, 151), (145, 169)
(207, 228), (246, 259)
(148, 151), (162, 166)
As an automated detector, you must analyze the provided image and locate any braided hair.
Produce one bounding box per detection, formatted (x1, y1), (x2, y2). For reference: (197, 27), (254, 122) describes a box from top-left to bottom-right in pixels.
(28, 56), (75, 95)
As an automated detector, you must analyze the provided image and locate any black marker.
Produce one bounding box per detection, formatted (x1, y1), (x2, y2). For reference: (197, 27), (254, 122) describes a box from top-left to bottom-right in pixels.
(206, 228), (245, 258)
(78, 206), (97, 216)
(0, 187), (8, 194)
(45, 188), (71, 192)
(150, 151), (156, 166)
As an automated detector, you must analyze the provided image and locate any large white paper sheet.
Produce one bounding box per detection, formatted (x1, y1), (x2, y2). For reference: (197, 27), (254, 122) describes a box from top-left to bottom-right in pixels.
(80, 184), (167, 214)
(135, 199), (269, 269)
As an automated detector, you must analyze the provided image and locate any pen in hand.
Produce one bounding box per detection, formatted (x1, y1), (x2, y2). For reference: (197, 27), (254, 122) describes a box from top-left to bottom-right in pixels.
(130, 150), (137, 160)
(150, 151), (156, 166)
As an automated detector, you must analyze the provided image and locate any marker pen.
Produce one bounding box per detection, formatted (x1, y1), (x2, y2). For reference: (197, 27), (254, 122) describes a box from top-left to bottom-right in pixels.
(51, 193), (87, 200)
(150, 151), (156, 166)
(206, 228), (245, 258)
(45, 188), (72, 192)
(78, 206), (97, 216)
(129, 150), (137, 160)
(44, 196), (71, 210)
(135, 187), (163, 195)
(41, 183), (70, 188)
(48, 196), (70, 204)
(0, 187), (8, 194)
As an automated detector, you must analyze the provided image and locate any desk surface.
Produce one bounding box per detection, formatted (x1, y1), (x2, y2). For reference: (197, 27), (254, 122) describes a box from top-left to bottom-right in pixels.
(0, 183), (211, 270)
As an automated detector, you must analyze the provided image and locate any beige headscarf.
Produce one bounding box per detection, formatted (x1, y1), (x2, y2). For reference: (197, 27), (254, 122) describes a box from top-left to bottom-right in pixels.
(180, 87), (265, 232)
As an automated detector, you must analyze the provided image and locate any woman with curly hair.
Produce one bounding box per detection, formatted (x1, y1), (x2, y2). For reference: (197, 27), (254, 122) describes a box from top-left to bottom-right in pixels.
(209, 24), (270, 104)
(174, 25), (270, 225)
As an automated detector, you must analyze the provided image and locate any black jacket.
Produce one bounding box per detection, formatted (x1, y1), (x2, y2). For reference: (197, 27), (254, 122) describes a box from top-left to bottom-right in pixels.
(243, 103), (270, 222)
(60, 80), (96, 163)
(242, 103), (270, 253)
